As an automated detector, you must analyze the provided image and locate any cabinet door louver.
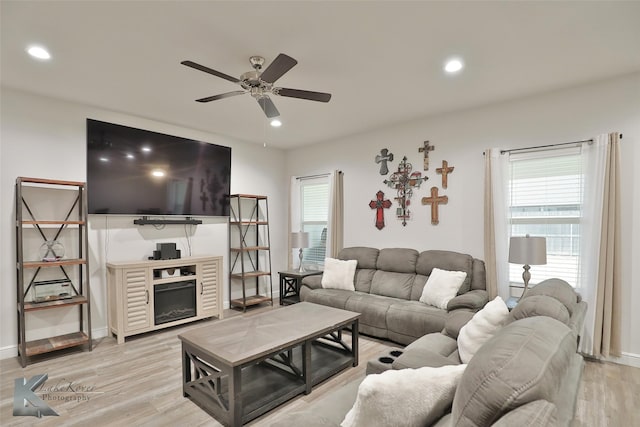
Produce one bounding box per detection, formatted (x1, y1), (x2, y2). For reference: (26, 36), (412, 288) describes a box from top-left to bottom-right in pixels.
(200, 260), (219, 316)
(124, 269), (150, 332)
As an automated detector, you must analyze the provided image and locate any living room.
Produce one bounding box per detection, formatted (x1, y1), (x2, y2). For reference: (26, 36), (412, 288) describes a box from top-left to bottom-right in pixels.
(1, 1), (639, 426)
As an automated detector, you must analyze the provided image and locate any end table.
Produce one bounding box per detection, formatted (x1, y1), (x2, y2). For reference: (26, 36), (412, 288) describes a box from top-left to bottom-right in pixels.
(279, 270), (323, 305)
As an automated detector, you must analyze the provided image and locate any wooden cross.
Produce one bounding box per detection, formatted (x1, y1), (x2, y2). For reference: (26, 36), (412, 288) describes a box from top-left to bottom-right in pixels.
(375, 148), (394, 175)
(418, 140), (435, 171)
(436, 160), (455, 189)
(369, 190), (392, 230)
(421, 186), (448, 225)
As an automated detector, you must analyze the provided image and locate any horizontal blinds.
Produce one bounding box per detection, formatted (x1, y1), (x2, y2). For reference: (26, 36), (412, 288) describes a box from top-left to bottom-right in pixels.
(508, 150), (583, 287)
(301, 178), (329, 263)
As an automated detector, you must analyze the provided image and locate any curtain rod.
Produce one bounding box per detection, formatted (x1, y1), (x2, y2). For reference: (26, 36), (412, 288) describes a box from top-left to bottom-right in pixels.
(482, 133), (622, 156)
(500, 138), (593, 154)
(297, 173), (331, 180)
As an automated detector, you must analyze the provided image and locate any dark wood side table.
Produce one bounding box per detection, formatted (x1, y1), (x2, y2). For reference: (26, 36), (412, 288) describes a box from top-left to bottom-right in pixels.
(279, 270), (323, 305)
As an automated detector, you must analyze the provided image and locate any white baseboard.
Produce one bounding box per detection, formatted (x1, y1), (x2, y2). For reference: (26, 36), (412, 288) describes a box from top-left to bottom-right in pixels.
(0, 326), (110, 361)
(606, 352), (640, 368)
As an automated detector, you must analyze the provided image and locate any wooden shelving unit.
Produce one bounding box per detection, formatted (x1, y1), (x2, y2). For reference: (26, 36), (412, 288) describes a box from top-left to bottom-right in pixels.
(228, 194), (273, 311)
(15, 177), (92, 367)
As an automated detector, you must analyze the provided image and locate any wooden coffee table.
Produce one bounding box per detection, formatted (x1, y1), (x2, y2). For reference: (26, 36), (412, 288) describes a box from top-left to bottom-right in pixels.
(179, 302), (360, 426)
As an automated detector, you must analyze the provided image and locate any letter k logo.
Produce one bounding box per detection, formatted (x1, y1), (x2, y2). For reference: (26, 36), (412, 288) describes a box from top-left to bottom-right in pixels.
(13, 374), (58, 417)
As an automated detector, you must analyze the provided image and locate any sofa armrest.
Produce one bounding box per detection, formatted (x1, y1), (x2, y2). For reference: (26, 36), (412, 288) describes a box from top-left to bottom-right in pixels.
(447, 289), (488, 311)
(491, 400), (557, 427)
(301, 274), (323, 290)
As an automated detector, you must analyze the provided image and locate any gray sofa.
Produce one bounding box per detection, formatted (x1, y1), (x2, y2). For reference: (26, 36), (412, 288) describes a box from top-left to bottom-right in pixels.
(300, 247), (489, 345)
(272, 279), (586, 426)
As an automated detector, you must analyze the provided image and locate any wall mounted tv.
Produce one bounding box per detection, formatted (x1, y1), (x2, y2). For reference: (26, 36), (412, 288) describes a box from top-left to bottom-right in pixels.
(87, 119), (231, 216)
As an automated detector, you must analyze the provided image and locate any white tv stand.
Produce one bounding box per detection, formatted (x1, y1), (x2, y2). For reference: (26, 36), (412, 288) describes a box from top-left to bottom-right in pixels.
(107, 255), (223, 344)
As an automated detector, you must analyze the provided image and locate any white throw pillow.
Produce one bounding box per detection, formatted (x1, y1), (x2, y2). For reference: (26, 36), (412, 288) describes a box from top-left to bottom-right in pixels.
(457, 296), (509, 364)
(341, 364), (467, 427)
(419, 267), (468, 309)
(321, 258), (357, 291)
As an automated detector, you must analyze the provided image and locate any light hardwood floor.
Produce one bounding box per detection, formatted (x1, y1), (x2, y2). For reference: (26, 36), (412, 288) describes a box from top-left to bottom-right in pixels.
(1, 304), (638, 426)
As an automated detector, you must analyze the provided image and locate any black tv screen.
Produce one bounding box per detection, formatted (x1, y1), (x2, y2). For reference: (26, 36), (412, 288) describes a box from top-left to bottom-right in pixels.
(86, 119), (231, 216)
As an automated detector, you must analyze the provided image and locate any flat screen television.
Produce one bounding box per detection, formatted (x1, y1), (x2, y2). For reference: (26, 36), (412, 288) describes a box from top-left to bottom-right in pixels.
(86, 119), (231, 216)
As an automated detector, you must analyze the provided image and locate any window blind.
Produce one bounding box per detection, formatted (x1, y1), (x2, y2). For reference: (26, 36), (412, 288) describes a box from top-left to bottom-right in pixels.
(508, 149), (583, 287)
(300, 178), (329, 264)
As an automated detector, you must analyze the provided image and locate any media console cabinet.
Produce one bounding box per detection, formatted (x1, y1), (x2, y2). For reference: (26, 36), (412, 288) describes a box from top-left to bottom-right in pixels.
(107, 255), (223, 344)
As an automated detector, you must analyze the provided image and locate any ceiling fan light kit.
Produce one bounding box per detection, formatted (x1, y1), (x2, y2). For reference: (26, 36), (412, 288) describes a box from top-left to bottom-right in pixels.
(181, 53), (332, 119)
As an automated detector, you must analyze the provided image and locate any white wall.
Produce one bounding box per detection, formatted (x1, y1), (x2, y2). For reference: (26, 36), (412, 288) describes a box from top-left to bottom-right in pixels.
(287, 73), (640, 363)
(0, 88), (288, 358)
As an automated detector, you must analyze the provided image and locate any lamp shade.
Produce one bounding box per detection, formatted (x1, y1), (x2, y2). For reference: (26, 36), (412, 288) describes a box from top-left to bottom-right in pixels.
(290, 231), (310, 249)
(508, 235), (547, 265)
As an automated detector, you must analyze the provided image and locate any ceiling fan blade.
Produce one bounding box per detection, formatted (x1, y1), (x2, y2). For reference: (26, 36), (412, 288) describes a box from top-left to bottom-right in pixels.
(275, 87), (332, 103)
(196, 91), (245, 103)
(259, 53), (297, 84)
(181, 60), (240, 84)
(257, 97), (280, 118)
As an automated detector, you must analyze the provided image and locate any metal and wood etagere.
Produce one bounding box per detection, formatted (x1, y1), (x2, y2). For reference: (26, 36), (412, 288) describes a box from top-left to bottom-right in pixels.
(15, 177), (92, 367)
(228, 194), (273, 311)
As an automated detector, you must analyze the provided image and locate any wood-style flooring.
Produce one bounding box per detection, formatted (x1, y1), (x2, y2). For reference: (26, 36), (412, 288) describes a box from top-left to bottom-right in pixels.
(1, 304), (638, 426)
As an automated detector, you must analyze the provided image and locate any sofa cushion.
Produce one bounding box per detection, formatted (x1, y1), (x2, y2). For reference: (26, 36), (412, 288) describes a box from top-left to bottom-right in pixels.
(342, 364), (467, 427)
(344, 293), (394, 331)
(386, 301), (448, 342)
(405, 331), (459, 357)
(392, 348), (459, 370)
(370, 270), (415, 300)
(353, 268), (376, 293)
(451, 316), (575, 427)
(506, 295), (571, 326)
(419, 268), (467, 309)
(339, 247), (379, 269)
(303, 288), (352, 310)
(444, 310), (475, 339)
(322, 258), (357, 290)
(457, 296), (509, 364)
(376, 248), (419, 273)
(416, 250), (474, 294)
(523, 278), (577, 315)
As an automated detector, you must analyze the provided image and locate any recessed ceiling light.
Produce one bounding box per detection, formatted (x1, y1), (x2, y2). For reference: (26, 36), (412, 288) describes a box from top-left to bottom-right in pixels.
(444, 58), (463, 74)
(141, 146), (152, 152)
(99, 157), (109, 162)
(27, 45), (51, 60)
(270, 119), (282, 128)
(126, 153), (135, 159)
(151, 169), (165, 177)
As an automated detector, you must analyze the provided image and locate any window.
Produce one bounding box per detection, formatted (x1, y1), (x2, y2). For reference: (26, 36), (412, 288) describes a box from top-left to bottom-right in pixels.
(299, 177), (329, 265)
(507, 148), (583, 286)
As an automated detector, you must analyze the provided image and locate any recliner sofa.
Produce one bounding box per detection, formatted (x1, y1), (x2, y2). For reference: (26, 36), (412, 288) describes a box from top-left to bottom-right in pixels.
(300, 247), (489, 345)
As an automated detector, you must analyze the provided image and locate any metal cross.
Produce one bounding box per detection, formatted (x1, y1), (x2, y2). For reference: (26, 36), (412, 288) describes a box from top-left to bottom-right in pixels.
(436, 160), (455, 189)
(384, 156), (426, 226)
(421, 186), (448, 225)
(375, 148), (394, 175)
(418, 141), (435, 171)
(369, 190), (392, 230)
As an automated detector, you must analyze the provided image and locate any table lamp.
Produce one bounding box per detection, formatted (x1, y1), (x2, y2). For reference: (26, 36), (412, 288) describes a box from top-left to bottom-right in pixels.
(290, 231), (310, 273)
(508, 234), (547, 297)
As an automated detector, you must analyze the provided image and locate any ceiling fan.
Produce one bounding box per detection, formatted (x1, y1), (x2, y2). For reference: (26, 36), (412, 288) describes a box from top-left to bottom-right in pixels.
(181, 53), (332, 119)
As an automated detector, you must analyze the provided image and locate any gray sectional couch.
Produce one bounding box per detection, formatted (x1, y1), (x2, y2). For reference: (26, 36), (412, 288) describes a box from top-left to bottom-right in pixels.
(300, 247), (489, 344)
(273, 279), (587, 426)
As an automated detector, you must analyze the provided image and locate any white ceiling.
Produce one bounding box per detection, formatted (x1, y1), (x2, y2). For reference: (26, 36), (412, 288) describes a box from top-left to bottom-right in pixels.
(2, 1), (640, 149)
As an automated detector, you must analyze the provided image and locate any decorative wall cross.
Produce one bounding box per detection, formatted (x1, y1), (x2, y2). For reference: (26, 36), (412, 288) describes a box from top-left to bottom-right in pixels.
(375, 148), (394, 175)
(436, 160), (455, 189)
(421, 186), (448, 225)
(384, 156), (426, 226)
(418, 140), (435, 171)
(369, 190), (392, 230)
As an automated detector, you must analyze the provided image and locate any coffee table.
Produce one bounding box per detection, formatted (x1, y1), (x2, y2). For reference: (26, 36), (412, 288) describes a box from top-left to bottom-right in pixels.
(179, 302), (360, 426)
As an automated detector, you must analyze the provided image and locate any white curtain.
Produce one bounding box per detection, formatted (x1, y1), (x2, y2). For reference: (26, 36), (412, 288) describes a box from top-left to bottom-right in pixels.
(326, 170), (344, 258)
(288, 176), (302, 270)
(484, 148), (510, 300)
(579, 133), (622, 357)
